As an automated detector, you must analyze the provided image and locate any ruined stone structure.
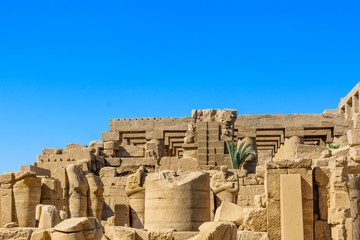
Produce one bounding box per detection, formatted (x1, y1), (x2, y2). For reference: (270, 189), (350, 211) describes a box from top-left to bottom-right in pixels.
(1, 83), (360, 239)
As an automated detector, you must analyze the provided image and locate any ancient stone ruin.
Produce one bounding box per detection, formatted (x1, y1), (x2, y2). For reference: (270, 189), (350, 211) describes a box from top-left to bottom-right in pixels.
(2, 82), (360, 239)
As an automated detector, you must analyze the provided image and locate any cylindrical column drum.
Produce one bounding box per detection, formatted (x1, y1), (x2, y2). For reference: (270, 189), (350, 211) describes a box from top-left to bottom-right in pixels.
(13, 173), (41, 227)
(144, 170), (210, 231)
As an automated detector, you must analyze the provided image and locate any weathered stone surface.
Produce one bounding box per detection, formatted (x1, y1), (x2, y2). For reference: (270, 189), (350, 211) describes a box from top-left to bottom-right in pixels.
(332, 146), (350, 158)
(348, 129), (360, 146)
(214, 201), (243, 226)
(350, 146), (360, 162)
(159, 157), (199, 172)
(266, 158), (311, 169)
(86, 174), (104, 222)
(145, 170), (210, 231)
(237, 231), (269, 240)
(189, 222), (237, 240)
(36, 204), (62, 229)
(30, 229), (51, 240)
(295, 144), (328, 159)
(66, 164), (89, 218)
(243, 207), (267, 232)
(314, 220), (331, 240)
(52, 217), (103, 240)
(13, 172), (42, 227)
(237, 185), (264, 207)
(0, 228), (34, 240)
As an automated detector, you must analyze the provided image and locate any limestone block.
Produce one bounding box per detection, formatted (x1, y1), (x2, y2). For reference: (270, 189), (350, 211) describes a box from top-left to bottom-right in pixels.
(333, 135), (348, 147)
(331, 224), (346, 240)
(350, 146), (360, 162)
(189, 222), (237, 240)
(214, 201), (243, 226)
(244, 176), (257, 185)
(36, 204), (62, 228)
(295, 144), (328, 159)
(243, 207), (267, 232)
(105, 158), (121, 167)
(100, 167), (117, 178)
(332, 146), (350, 158)
(328, 207), (346, 225)
(318, 186), (328, 220)
(321, 149), (332, 158)
(254, 194), (266, 208)
(266, 158), (312, 169)
(237, 185), (265, 207)
(13, 172), (42, 227)
(314, 158), (331, 167)
(330, 191), (351, 209)
(120, 145), (144, 157)
(159, 157), (199, 172)
(102, 132), (120, 142)
(266, 200), (281, 240)
(288, 168), (313, 200)
(314, 220), (330, 240)
(256, 166), (265, 179)
(144, 171), (211, 231)
(31, 229), (51, 240)
(314, 167), (330, 186)
(104, 141), (120, 150)
(280, 174), (304, 240)
(173, 232), (198, 240)
(148, 230), (174, 240)
(265, 168), (288, 201)
(113, 227), (136, 240)
(0, 228), (34, 240)
(52, 217), (103, 240)
(237, 231), (269, 240)
(348, 129), (360, 146)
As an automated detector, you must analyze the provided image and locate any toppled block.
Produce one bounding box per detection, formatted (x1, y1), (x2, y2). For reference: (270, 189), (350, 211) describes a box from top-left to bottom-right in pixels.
(189, 222), (237, 240)
(51, 217), (103, 240)
(214, 201), (243, 226)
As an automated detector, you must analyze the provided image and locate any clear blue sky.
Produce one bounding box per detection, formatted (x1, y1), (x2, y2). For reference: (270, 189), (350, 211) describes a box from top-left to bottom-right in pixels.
(0, 0), (359, 173)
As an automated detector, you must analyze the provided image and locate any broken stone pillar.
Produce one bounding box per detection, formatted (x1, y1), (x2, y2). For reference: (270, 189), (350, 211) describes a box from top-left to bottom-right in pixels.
(66, 164), (89, 218)
(125, 166), (146, 229)
(349, 174), (360, 240)
(280, 174), (304, 240)
(0, 172), (15, 226)
(35, 204), (63, 229)
(12, 172), (42, 227)
(210, 165), (239, 209)
(86, 173), (104, 222)
(144, 170), (211, 231)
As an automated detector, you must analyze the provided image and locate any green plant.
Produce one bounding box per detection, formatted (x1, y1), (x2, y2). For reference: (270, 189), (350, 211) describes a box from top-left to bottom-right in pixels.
(327, 143), (340, 149)
(225, 140), (257, 169)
